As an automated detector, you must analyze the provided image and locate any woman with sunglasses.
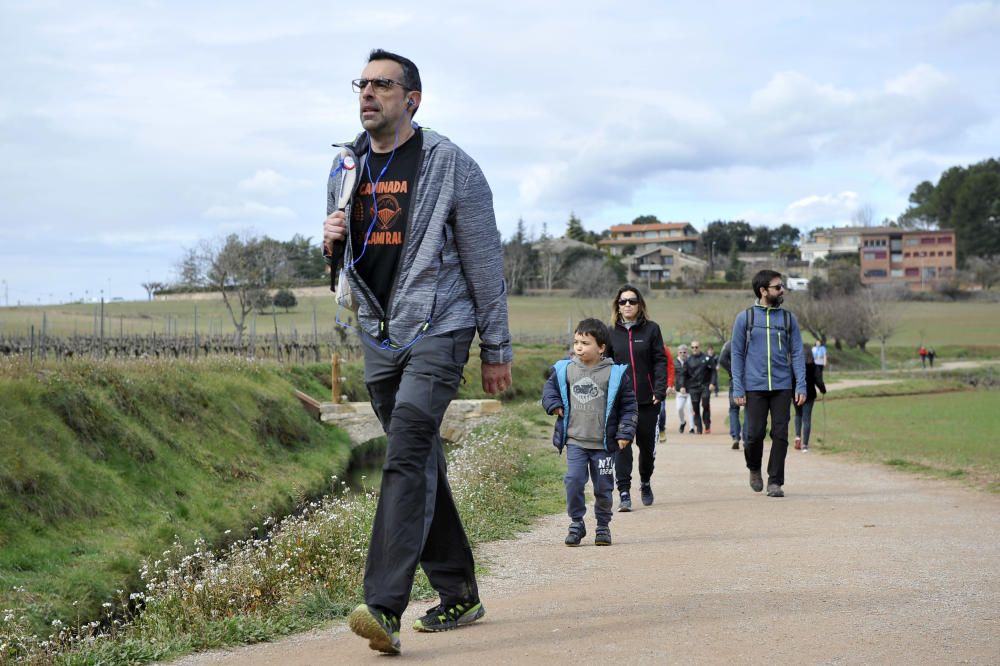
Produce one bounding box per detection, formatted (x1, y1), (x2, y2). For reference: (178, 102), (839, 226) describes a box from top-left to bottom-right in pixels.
(608, 285), (668, 511)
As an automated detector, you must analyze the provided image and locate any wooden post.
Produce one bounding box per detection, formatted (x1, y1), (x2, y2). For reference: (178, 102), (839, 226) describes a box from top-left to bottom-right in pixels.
(331, 352), (341, 404)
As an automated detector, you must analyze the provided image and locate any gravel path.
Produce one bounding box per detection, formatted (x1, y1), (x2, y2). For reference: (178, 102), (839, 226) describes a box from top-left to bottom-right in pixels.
(168, 390), (1000, 665)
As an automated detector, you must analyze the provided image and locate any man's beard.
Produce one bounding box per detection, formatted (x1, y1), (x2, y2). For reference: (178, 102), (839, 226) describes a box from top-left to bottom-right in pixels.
(768, 293), (784, 307)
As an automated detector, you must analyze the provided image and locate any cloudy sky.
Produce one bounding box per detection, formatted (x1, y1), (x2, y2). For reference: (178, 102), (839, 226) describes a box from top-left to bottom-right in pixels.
(2, 1), (998, 304)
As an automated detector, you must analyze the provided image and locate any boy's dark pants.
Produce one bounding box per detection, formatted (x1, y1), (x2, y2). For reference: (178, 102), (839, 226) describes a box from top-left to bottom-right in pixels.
(615, 403), (658, 492)
(565, 444), (616, 527)
(744, 389), (794, 486)
(362, 327), (478, 619)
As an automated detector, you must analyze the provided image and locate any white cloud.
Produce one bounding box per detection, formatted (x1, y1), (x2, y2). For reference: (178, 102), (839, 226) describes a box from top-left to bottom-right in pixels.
(203, 202), (296, 220)
(238, 169), (309, 197)
(941, 2), (1000, 39)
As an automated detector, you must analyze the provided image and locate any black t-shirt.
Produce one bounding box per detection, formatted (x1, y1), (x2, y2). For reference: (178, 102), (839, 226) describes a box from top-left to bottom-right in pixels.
(351, 130), (421, 312)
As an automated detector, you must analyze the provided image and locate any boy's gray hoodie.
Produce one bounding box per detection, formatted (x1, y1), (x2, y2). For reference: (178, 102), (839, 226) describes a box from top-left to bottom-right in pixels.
(327, 126), (512, 364)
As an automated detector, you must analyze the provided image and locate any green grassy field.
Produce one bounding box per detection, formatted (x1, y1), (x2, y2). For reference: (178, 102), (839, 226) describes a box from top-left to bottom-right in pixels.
(3, 292), (999, 350)
(815, 390), (1000, 491)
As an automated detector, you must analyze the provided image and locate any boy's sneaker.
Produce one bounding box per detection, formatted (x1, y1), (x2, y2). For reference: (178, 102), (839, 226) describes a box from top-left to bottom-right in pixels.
(640, 483), (654, 506)
(595, 525), (612, 546)
(766, 483), (784, 497)
(679, 422), (686, 434)
(618, 492), (632, 512)
(348, 604), (401, 654)
(749, 469), (764, 492)
(564, 520), (586, 546)
(731, 440), (740, 450)
(413, 599), (485, 632)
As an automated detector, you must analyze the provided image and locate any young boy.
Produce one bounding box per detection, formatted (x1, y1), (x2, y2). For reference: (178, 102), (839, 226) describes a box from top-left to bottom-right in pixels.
(542, 318), (637, 546)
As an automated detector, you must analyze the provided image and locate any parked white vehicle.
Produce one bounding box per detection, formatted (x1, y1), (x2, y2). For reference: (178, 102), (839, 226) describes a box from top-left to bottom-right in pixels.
(786, 277), (810, 291)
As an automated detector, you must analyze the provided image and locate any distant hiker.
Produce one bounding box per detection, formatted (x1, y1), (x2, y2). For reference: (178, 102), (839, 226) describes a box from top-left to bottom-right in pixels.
(928, 348), (936, 368)
(543, 318), (637, 547)
(919, 345), (928, 368)
(707, 344), (720, 397)
(657, 344), (677, 443)
(677, 340), (718, 434)
(608, 285), (667, 511)
(812, 338), (827, 382)
(325, 50), (511, 655)
(674, 345), (695, 433)
(730, 270), (807, 498)
(794, 354), (827, 452)
(718, 339), (746, 450)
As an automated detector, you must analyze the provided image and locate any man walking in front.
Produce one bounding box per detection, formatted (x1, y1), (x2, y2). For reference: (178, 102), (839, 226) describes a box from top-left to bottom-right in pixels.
(730, 270), (806, 498)
(323, 49), (512, 654)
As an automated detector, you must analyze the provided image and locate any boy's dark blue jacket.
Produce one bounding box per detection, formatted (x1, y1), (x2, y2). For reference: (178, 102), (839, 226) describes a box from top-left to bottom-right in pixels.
(542, 358), (638, 454)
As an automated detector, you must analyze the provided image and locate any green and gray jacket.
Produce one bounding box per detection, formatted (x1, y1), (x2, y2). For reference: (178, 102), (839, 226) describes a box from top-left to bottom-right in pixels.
(327, 126), (512, 364)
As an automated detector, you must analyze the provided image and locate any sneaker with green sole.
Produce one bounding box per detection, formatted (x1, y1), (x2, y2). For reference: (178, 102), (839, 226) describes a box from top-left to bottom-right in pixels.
(348, 603), (401, 654)
(413, 600), (485, 632)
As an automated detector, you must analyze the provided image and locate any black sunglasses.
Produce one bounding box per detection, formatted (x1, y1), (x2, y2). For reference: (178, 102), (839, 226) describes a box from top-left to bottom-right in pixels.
(618, 298), (639, 306)
(767, 284), (785, 291)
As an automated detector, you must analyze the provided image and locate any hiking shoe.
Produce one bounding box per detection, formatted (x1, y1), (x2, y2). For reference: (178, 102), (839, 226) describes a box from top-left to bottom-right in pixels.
(689, 428), (696, 434)
(348, 604), (401, 654)
(802, 445), (809, 453)
(659, 429), (666, 443)
(640, 483), (654, 506)
(595, 526), (612, 546)
(794, 437), (802, 450)
(749, 470), (764, 492)
(564, 520), (586, 546)
(731, 440), (740, 450)
(766, 483), (784, 497)
(413, 600), (485, 632)
(679, 422), (686, 434)
(619, 492), (632, 512)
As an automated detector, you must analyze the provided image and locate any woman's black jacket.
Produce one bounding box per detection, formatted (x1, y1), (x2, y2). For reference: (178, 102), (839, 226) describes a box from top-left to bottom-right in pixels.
(608, 317), (667, 406)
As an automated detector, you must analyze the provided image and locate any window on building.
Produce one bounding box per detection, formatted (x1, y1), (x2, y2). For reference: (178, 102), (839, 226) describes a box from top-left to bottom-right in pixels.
(864, 269), (888, 278)
(891, 269), (904, 277)
(937, 236), (952, 244)
(946, 251), (953, 256)
(890, 239), (902, 251)
(905, 267), (919, 277)
(905, 238), (919, 246)
(664, 256), (673, 265)
(891, 253), (902, 263)
(924, 267), (936, 278)
(921, 237), (936, 244)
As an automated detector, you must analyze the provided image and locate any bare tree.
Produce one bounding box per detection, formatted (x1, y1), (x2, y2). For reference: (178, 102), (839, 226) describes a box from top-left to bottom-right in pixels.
(692, 302), (740, 345)
(680, 265), (709, 294)
(786, 293), (835, 344)
(852, 204), (874, 227)
(141, 281), (167, 301)
(564, 257), (619, 298)
(536, 240), (562, 294)
(180, 233), (291, 344)
(866, 290), (899, 372)
(966, 255), (1000, 290)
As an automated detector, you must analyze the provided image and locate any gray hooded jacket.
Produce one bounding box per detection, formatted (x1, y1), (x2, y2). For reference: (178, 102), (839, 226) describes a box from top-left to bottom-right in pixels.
(328, 126), (512, 364)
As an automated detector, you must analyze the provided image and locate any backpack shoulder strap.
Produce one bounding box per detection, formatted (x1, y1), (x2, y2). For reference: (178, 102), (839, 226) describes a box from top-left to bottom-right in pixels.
(743, 307), (754, 355)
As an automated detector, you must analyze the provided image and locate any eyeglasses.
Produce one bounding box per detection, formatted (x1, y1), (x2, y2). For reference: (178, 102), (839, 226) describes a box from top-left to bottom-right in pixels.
(691, 346), (700, 349)
(618, 298), (639, 306)
(767, 284), (785, 291)
(352, 77), (409, 93)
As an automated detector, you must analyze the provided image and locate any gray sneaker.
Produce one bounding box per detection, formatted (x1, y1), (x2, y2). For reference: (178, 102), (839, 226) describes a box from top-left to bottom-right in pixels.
(595, 525), (612, 546)
(564, 521), (586, 546)
(640, 483), (654, 506)
(749, 470), (764, 492)
(766, 483), (784, 497)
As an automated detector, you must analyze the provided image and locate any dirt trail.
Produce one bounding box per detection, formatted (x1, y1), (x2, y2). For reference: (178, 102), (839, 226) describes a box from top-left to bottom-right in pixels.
(169, 391), (1000, 665)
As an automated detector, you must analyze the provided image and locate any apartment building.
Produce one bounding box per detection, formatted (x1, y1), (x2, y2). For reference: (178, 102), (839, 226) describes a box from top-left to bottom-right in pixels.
(629, 246), (709, 283)
(859, 228), (956, 290)
(597, 222), (699, 257)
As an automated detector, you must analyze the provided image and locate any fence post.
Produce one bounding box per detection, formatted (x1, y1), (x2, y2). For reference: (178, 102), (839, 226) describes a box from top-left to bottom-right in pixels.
(331, 352), (341, 404)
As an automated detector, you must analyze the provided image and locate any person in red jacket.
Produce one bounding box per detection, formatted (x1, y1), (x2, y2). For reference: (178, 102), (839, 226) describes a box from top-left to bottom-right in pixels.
(657, 344), (676, 442)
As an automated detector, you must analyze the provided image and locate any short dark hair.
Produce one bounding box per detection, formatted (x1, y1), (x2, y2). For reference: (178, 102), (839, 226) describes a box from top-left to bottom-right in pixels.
(752, 269), (782, 299)
(575, 317), (610, 349)
(611, 284), (648, 323)
(368, 48), (421, 91)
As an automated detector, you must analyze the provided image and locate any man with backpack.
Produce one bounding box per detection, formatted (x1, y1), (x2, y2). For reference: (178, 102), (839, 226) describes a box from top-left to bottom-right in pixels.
(730, 270), (806, 498)
(718, 339), (745, 450)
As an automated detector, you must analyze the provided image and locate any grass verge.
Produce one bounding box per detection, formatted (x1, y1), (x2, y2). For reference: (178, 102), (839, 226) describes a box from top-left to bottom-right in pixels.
(0, 402), (565, 664)
(811, 389), (1000, 492)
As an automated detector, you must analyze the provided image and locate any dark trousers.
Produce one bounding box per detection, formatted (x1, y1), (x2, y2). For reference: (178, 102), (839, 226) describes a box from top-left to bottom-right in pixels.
(794, 399), (816, 447)
(743, 389), (794, 486)
(362, 327), (478, 619)
(615, 403), (658, 492)
(565, 444), (616, 527)
(690, 388), (710, 432)
(728, 392), (746, 443)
